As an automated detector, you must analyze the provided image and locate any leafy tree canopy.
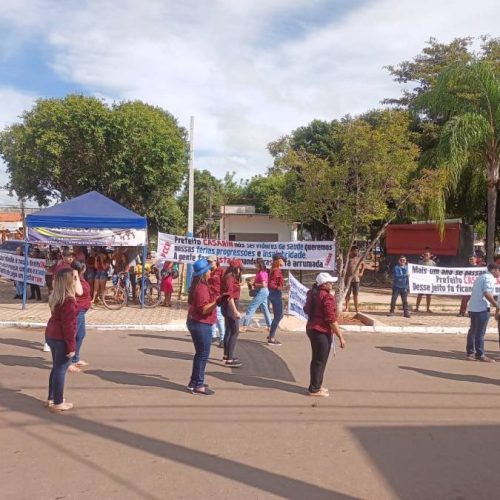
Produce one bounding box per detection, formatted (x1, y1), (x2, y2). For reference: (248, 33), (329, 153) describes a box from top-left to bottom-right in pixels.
(0, 95), (189, 233)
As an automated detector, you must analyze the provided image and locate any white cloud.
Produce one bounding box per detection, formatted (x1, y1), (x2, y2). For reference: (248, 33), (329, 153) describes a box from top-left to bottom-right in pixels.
(0, 0), (498, 183)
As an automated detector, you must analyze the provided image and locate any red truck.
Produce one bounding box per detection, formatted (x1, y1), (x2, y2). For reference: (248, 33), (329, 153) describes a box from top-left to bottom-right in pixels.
(385, 223), (474, 267)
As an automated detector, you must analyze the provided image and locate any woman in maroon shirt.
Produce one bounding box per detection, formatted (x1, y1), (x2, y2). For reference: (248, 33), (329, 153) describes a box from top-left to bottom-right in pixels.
(68, 260), (92, 372)
(303, 273), (346, 397)
(45, 267), (80, 412)
(268, 253), (286, 345)
(221, 259), (243, 367)
(187, 258), (218, 395)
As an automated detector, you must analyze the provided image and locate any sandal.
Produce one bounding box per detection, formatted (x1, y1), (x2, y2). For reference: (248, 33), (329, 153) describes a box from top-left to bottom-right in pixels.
(267, 338), (282, 346)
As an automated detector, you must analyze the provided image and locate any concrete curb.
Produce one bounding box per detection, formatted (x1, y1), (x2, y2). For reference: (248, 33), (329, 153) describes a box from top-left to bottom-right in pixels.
(0, 321), (496, 336)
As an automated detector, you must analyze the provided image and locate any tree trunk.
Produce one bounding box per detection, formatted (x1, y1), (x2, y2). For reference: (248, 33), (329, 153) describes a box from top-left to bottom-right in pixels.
(486, 181), (497, 262)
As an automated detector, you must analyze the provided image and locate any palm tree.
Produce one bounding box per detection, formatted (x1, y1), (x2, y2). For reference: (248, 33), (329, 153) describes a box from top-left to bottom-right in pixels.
(414, 60), (499, 260)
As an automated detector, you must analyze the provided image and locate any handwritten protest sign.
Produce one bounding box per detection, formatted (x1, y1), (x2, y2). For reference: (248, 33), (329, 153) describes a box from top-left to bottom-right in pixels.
(157, 232), (335, 271)
(408, 263), (500, 295)
(0, 251), (45, 286)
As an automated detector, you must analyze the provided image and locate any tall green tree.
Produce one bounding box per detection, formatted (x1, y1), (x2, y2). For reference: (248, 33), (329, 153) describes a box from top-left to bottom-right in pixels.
(268, 110), (440, 301)
(0, 95), (189, 233)
(413, 61), (500, 260)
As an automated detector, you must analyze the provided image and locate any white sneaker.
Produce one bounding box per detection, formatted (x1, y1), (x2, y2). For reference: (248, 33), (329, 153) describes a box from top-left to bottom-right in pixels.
(42, 343), (51, 352)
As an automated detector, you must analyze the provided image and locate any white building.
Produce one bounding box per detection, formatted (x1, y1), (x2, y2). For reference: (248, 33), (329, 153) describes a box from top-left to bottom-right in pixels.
(219, 205), (298, 242)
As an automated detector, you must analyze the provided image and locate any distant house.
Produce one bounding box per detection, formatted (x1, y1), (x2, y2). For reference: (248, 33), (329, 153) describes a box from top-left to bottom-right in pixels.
(219, 205), (298, 242)
(0, 212), (23, 242)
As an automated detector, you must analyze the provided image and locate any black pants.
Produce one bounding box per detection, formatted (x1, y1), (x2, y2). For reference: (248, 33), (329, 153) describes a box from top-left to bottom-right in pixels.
(30, 284), (41, 300)
(390, 288), (409, 314)
(306, 329), (332, 393)
(222, 300), (240, 359)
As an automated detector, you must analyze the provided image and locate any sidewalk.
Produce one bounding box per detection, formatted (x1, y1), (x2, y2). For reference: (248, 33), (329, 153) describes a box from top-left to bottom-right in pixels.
(0, 279), (496, 335)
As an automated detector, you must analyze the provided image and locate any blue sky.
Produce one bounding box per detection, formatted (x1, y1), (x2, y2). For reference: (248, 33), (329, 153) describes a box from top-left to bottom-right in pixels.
(0, 0), (498, 205)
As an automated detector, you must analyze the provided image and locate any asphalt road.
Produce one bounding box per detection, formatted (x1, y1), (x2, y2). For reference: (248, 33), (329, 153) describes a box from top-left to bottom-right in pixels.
(1, 327), (500, 499)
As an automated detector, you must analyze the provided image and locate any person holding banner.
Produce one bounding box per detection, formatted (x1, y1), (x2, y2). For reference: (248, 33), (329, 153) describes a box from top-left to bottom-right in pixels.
(414, 250), (436, 313)
(303, 273), (345, 397)
(388, 256), (411, 318)
(186, 258), (218, 395)
(221, 259), (243, 367)
(458, 255), (478, 317)
(466, 263), (500, 363)
(241, 258), (272, 332)
(268, 253), (285, 346)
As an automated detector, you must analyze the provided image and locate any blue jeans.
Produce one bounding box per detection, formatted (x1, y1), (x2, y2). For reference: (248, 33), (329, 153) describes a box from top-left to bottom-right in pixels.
(72, 310), (87, 364)
(211, 306), (226, 341)
(46, 337), (71, 404)
(242, 287), (271, 327)
(15, 281), (23, 296)
(467, 310), (490, 358)
(268, 289), (283, 338)
(187, 319), (212, 389)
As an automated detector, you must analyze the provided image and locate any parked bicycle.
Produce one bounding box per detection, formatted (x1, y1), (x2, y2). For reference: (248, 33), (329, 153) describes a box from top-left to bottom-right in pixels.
(102, 271), (161, 310)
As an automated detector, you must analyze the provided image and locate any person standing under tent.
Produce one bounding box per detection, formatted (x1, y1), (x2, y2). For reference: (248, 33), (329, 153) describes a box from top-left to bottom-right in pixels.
(207, 255), (225, 347)
(186, 258), (218, 395)
(303, 273), (346, 397)
(221, 259), (243, 367)
(92, 251), (110, 305)
(241, 258), (272, 332)
(44, 267), (80, 412)
(267, 253), (285, 346)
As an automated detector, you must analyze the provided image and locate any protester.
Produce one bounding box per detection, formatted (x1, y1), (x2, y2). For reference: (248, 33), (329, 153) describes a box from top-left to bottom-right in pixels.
(52, 249), (75, 275)
(186, 258), (218, 395)
(45, 250), (58, 293)
(466, 263), (500, 363)
(29, 247), (42, 301)
(160, 260), (176, 307)
(458, 255), (478, 317)
(388, 256), (411, 318)
(268, 253), (285, 346)
(13, 246), (24, 299)
(92, 251), (110, 304)
(344, 246), (364, 313)
(414, 250), (436, 313)
(207, 255), (225, 347)
(85, 248), (97, 298)
(68, 260), (90, 372)
(112, 251), (130, 288)
(221, 259), (243, 367)
(241, 257), (272, 331)
(44, 267), (80, 412)
(303, 272), (346, 397)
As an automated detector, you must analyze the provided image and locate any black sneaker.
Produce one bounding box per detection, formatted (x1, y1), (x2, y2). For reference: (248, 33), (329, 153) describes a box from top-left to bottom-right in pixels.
(225, 359), (242, 368)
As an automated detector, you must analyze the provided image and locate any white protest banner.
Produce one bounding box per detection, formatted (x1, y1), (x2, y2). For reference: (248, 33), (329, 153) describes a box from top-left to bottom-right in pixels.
(28, 227), (147, 246)
(157, 232), (335, 271)
(288, 273), (309, 321)
(408, 263), (500, 296)
(0, 251), (46, 286)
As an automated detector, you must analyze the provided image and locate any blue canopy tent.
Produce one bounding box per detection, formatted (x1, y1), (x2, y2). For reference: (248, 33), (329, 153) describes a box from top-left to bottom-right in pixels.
(23, 191), (148, 309)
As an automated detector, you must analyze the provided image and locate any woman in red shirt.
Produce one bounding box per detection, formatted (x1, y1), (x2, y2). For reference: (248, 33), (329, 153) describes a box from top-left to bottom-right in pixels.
(268, 253), (286, 346)
(221, 259), (244, 367)
(303, 273), (346, 397)
(187, 258), (218, 395)
(68, 260), (91, 373)
(45, 267), (80, 412)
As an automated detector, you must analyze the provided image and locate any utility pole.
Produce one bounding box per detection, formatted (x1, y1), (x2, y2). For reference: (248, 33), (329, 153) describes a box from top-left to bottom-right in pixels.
(20, 198), (26, 239)
(186, 116), (195, 289)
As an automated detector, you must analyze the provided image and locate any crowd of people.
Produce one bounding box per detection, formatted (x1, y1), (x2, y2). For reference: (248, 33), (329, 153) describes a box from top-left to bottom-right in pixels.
(39, 244), (500, 410)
